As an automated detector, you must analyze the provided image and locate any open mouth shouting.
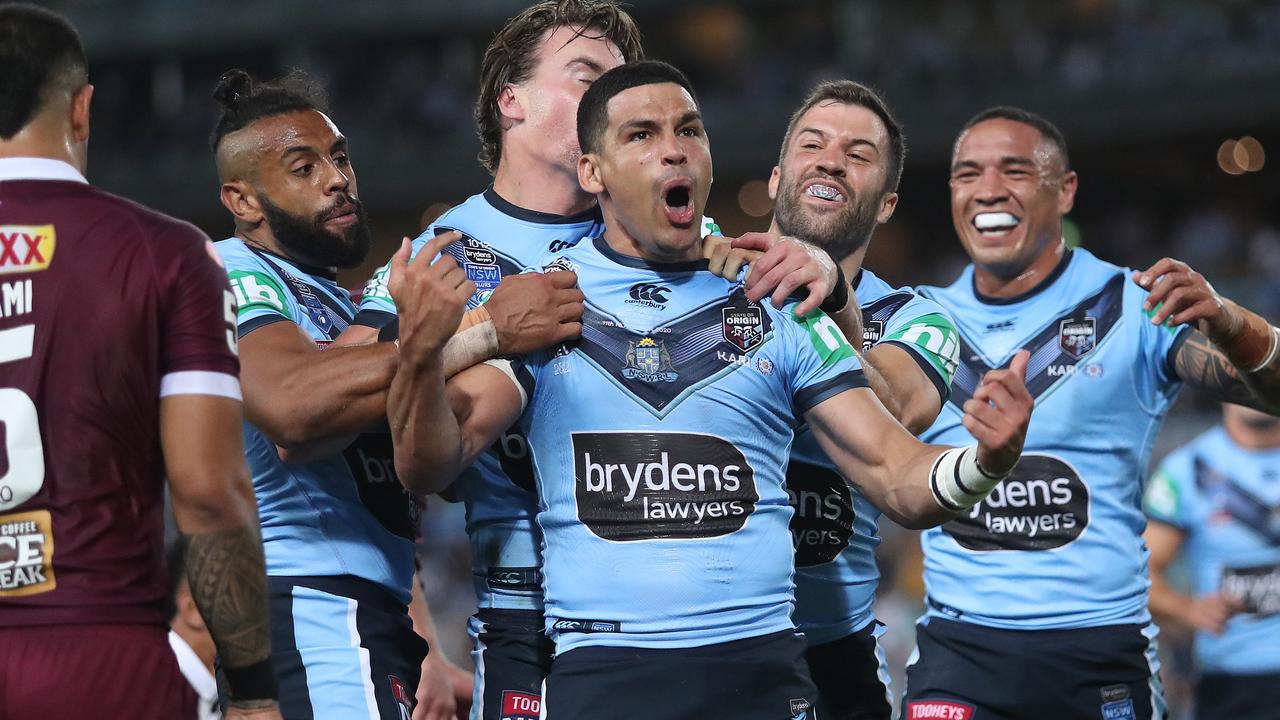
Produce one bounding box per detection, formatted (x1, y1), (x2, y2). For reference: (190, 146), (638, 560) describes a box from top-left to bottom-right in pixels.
(661, 177), (695, 226)
(972, 211), (1020, 237)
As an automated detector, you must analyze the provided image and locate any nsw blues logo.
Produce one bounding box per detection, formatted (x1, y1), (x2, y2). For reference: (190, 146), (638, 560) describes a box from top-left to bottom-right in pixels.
(623, 337), (678, 383)
(1058, 317), (1096, 358)
(462, 240), (501, 302)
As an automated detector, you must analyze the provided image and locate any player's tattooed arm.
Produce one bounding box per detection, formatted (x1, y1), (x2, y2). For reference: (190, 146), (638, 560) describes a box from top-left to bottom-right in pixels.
(1136, 257), (1280, 413)
(162, 394), (278, 712)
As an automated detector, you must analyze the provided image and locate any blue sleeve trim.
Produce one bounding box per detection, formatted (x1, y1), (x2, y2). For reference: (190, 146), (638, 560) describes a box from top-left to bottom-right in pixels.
(794, 370), (869, 414)
(881, 339), (951, 404)
(353, 308), (397, 330)
(1165, 325), (1194, 381)
(237, 313), (288, 339)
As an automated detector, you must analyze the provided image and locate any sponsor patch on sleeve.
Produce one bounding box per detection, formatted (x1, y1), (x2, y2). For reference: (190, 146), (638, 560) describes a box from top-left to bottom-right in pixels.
(361, 261), (392, 303)
(1143, 469), (1181, 522)
(0, 225), (56, 275)
(228, 270), (291, 320)
(885, 312), (960, 381)
(795, 309), (855, 368)
(0, 509), (56, 596)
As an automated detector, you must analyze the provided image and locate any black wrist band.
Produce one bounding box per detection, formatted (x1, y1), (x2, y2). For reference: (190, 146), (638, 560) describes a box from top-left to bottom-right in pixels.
(820, 263), (849, 313)
(224, 658), (279, 701)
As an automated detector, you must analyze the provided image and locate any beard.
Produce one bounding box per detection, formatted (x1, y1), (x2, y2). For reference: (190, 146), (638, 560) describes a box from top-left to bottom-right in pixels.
(259, 193), (372, 269)
(773, 168), (882, 263)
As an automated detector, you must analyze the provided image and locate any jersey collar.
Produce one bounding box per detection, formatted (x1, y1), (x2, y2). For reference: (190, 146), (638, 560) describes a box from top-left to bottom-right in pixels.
(972, 248), (1074, 306)
(0, 157), (88, 184)
(483, 187), (602, 225)
(593, 235), (709, 273)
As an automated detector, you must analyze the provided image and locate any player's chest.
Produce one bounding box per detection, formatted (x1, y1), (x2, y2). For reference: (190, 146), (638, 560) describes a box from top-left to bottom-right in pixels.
(1195, 460), (1280, 548)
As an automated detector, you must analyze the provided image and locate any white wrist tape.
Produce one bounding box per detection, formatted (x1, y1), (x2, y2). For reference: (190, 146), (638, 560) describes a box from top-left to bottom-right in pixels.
(442, 318), (500, 378)
(928, 445), (1007, 512)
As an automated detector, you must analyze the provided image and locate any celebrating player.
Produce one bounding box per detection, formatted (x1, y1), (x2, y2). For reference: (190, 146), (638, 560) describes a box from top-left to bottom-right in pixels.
(391, 61), (1033, 720)
(207, 68), (576, 719)
(902, 107), (1280, 720)
(0, 5), (278, 718)
(1144, 403), (1280, 720)
(732, 80), (960, 720)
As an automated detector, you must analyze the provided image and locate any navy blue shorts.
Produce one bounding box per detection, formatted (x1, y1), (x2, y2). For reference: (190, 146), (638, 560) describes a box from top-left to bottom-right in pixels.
(544, 630), (819, 720)
(903, 617), (1166, 720)
(805, 621), (892, 720)
(468, 608), (553, 720)
(1194, 671), (1280, 720)
(263, 575), (428, 720)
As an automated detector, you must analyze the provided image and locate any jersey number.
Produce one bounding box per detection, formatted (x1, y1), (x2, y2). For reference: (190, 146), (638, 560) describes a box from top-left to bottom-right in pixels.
(0, 324), (45, 510)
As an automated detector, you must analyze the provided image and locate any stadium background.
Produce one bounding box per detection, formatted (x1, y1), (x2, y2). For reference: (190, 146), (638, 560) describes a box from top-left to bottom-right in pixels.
(44, 0), (1280, 716)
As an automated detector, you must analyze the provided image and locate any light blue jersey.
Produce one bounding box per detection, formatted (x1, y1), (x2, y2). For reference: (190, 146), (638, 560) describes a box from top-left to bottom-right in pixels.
(917, 248), (1190, 629)
(509, 236), (868, 653)
(790, 269), (959, 645)
(1145, 426), (1280, 674)
(216, 238), (417, 603)
(358, 188), (605, 611)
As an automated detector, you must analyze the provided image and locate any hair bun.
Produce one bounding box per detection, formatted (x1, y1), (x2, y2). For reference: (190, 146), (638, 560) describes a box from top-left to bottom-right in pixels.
(212, 69), (254, 110)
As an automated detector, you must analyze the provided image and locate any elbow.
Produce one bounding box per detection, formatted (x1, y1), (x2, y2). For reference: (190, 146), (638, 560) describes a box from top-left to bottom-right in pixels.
(395, 450), (462, 497)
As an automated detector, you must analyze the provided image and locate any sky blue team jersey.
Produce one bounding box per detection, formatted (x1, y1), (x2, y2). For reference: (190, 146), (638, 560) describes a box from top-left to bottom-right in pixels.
(917, 248), (1190, 629)
(790, 269), (959, 645)
(1145, 426), (1280, 674)
(357, 188), (605, 610)
(511, 236), (868, 653)
(216, 238), (417, 603)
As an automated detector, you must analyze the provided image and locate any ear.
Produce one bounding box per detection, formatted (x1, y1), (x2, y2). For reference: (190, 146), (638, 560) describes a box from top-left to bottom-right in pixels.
(767, 166), (781, 201)
(69, 84), (93, 144)
(876, 192), (899, 224)
(577, 152), (605, 195)
(178, 589), (206, 631)
(497, 83), (525, 125)
(1058, 170), (1078, 216)
(220, 180), (264, 225)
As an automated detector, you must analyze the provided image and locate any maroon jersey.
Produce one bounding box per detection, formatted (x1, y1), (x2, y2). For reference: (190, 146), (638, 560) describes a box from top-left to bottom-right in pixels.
(0, 158), (240, 627)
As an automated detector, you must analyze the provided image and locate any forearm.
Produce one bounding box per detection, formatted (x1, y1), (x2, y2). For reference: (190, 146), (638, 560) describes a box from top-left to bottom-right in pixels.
(1148, 572), (1196, 630)
(875, 443), (959, 529)
(1177, 319), (1280, 414)
(251, 343), (398, 447)
(409, 573), (444, 650)
(442, 307), (501, 378)
(1217, 303), (1280, 409)
(389, 352), (464, 495)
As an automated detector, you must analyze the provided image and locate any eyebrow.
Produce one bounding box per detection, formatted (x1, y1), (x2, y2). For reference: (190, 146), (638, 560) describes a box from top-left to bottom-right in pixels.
(282, 136), (347, 160)
(566, 56), (606, 74)
(616, 110), (703, 135)
(950, 155), (1036, 172)
(796, 127), (878, 151)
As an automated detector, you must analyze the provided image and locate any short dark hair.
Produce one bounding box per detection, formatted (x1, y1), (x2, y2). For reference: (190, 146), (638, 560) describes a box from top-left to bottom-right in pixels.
(475, 0), (644, 174)
(164, 538), (189, 622)
(209, 68), (329, 150)
(960, 106), (1071, 171)
(576, 60), (696, 155)
(779, 80), (906, 193)
(0, 4), (88, 140)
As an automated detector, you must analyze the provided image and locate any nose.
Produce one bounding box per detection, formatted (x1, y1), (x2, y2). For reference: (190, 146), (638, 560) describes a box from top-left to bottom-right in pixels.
(661, 131), (687, 167)
(324, 159), (352, 195)
(973, 168), (1009, 205)
(814, 145), (845, 178)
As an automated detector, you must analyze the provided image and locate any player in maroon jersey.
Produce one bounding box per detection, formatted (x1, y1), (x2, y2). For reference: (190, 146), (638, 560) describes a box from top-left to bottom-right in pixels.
(0, 6), (280, 718)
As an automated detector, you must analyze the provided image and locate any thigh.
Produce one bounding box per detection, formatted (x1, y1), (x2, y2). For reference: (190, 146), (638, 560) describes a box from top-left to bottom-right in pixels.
(469, 609), (553, 720)
(1042, 624), (1163, 720)
(1194, 672), (1280, 720)
(901, 619), (1014, 720)
(805, 622), (892, 720)
(0, 624), (189, 720)
(268, 578), (427, 720)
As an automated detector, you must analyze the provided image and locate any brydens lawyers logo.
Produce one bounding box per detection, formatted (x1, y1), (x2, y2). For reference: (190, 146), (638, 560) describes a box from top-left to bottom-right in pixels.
(906, 700), (975, 719)
(0, 225), (55, 274)
(501, 690), (541, 720)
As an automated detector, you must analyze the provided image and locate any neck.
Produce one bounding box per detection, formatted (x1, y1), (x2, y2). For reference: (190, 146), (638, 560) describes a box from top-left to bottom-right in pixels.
(236, 225), (288, 259)
(0, 127), (83, 174)
(974, 240), (1067, 299)
(1225, 415), (1280, 450)
(602, 210), (700, 264)
(769, 217), (870, 281)
(492, 149), (596, 217)
(172, 623), (217, 676)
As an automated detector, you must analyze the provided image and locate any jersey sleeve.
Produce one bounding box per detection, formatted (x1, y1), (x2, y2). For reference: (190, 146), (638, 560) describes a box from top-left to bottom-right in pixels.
(1132, 280), (1193, 400)
(158, 228), (241, 400)
(876, 296), (960, 404)
(220, 248), (294, 339)
(776, 305), (869, 414)
(1143, 451), (1196, 531)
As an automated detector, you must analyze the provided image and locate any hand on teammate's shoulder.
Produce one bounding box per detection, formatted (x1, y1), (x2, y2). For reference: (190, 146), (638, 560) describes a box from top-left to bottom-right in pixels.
(485, 270), (585, 355)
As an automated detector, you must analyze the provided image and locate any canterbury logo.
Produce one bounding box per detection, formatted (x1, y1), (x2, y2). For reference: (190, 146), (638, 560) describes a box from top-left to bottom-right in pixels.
(628, 283), (670, 305)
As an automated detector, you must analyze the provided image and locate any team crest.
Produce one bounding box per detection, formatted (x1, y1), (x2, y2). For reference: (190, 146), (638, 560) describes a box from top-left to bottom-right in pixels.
(722, 305), (764, 352)
(1058, 317), (1096, 358)
(543, 256), (576, 273)
(460, 239), (501, 301)
(862, 319), (884, 352)
(622, 337), (678, 383)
